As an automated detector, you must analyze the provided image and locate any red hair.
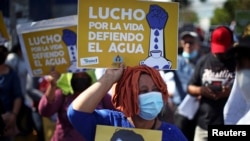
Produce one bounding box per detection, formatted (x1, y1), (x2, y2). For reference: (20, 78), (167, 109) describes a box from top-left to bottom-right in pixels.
(111, 65), (168, 117)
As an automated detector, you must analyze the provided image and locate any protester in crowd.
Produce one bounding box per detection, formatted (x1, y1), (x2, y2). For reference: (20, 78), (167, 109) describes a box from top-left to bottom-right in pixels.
(223, 23), (250, 125)
(37, 68), (114, 141)
(38, 70), (93, 141)
(163, 31), (202, 141)
(5, 43), (31, 108)
(169, 31), (201, 106)
(223, 37), (250, 125)
(37, 74), (59, 141)
(0, 44), (23, 141)
(187, 26), (236, 141)
(67, 64), (188, 141)
(158, 30), (201, 128)
(26, 74), (45, 141)
(5, 42), (36, 138)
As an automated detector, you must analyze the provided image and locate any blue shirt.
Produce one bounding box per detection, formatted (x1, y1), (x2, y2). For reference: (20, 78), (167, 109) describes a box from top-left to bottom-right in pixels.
(0, 68), (23, 112)
(170, 55), (195, 105)
(67, 104), (187, 141)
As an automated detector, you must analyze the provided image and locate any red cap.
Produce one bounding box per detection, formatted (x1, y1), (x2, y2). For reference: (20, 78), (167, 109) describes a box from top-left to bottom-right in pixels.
(211, 26), (233, 53)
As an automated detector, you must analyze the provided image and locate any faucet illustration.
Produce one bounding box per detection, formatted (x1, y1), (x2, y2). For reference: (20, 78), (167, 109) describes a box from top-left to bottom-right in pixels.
(140, 4), (172, 70)
(62, 29), (87, 72)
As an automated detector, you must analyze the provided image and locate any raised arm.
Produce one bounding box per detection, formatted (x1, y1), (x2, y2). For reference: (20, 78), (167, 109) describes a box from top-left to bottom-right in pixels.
(72, 64), (125, 113)
(44, 71), (61, 102)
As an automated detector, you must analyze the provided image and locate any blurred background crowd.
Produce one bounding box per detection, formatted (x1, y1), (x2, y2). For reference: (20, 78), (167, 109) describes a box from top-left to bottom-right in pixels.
(1, 0), (250, 141)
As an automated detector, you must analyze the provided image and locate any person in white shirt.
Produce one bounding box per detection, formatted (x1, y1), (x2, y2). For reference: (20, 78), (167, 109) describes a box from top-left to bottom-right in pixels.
(224, 35), (250, 125)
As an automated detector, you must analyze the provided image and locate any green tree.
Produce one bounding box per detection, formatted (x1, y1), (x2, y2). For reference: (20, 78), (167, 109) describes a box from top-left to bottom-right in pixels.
(210, 8), (230, 25)
(211, 0), (250, 25)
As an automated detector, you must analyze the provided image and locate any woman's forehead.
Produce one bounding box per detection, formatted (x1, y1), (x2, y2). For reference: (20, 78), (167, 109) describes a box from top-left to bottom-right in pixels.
(139, 74), (154, 84)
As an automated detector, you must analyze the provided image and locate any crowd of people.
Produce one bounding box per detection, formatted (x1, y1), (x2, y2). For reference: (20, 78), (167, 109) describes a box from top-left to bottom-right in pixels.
(1, 22), (250, 141)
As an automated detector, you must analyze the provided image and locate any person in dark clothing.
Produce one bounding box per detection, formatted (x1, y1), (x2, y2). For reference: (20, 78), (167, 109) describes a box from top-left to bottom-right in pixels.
(26, 74), (45, 141)
(0, 101), (6, 137)
(187, 26), (236, 141)
(0, 44), (23, 141)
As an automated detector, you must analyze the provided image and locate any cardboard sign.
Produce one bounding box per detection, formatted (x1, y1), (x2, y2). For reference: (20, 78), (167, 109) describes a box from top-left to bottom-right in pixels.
(16, 15), (88, 76)
(77, 0), (179, 70)
(0, 11), (10, 44)
(95, 125), (162, 141)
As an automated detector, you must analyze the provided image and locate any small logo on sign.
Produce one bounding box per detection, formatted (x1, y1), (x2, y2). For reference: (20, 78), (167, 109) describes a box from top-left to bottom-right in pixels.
(80, 57), (99, 65)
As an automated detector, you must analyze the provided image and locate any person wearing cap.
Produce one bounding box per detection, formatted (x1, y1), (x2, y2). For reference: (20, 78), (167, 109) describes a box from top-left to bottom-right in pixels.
(223, 24), (250, 125)
(179, 31), (201, 62)
(187, 26), (236, 141)
(164, 31), (201, 107)
(160, 31), (202, 141)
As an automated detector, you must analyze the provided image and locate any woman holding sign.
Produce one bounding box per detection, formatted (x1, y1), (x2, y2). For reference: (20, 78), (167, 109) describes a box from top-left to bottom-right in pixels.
(67, 64), (188, 141)
(38, 70), (92, 141)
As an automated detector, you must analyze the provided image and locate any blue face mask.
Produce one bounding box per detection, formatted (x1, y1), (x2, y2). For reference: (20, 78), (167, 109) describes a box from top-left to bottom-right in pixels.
(182, 50), (198, 59)
(138, 91), (163, 120)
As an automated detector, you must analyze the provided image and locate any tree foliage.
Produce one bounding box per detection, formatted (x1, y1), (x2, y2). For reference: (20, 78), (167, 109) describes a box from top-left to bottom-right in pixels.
(210, 8), (230, 25)
(211, 0), (250, 25)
